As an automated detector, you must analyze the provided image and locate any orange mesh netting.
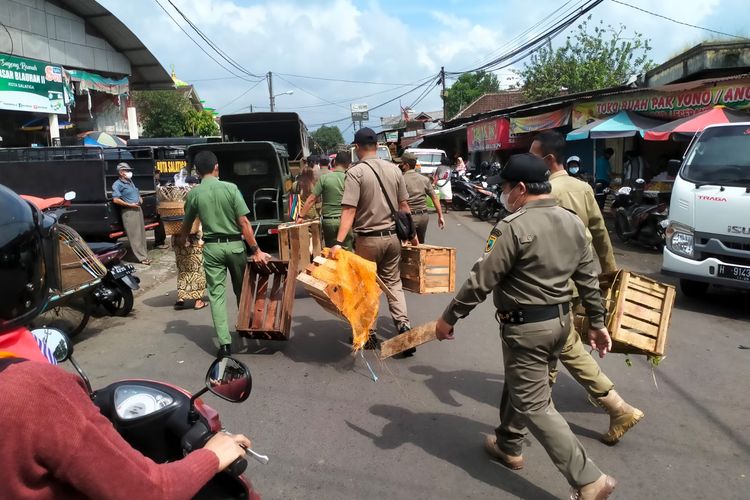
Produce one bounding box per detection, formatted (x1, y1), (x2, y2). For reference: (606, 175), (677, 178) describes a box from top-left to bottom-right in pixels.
(312, 249), (381, 351)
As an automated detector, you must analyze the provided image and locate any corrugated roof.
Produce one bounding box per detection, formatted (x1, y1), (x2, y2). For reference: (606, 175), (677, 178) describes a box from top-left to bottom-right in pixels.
(452, 91), (525, 120)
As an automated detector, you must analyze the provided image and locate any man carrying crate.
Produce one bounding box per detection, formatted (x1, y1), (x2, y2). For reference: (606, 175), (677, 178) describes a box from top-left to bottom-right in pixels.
(531, 130), (644, 446)
(435, 154), (617, 500)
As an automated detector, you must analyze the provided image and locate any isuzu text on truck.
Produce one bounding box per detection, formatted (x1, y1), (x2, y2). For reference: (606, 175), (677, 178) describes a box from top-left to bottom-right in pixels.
(662, 123), (750, 296)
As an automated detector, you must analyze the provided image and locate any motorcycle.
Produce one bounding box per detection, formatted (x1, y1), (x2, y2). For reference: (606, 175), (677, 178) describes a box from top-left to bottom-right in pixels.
(594, 182), (610, 210)
(450, 171), (484, 211)
(33, 327), (264, 499)
(612, 179), (669, 250)
(88, 241), (140, 317)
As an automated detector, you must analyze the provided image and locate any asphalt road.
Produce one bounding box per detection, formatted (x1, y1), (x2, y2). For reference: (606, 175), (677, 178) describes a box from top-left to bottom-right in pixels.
(72, 211), (749, 499)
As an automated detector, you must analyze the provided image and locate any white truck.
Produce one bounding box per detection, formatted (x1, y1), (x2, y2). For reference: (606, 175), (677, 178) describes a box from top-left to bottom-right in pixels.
(662, 123), (750, 297)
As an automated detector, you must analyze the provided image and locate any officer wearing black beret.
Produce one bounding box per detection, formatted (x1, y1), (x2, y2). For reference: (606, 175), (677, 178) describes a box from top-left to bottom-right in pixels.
(434, 153), (618, 498)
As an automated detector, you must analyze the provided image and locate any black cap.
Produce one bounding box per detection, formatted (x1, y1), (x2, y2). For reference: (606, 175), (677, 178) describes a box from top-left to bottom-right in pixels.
(501, 153), (550, 183)
(353, 127), (377, 145)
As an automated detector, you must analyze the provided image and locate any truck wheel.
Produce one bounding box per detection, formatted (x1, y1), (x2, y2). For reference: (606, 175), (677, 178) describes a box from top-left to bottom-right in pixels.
(680, 279), (709, 298)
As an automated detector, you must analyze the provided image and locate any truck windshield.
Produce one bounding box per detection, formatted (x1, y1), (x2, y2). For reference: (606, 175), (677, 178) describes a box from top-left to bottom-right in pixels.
(682, 125), (750, 186)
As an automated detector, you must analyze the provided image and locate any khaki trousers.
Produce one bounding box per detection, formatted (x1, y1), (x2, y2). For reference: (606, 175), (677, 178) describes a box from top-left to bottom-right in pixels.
(355, 234), (408, 326)
(496, 314), (602, 488)
(412, 214), (429, 244)
(202, 241), (247, 346)
(121, 207), (148, 263)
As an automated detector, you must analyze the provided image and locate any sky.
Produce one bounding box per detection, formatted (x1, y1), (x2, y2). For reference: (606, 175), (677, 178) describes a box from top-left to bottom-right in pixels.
(100, 0), (748, 140)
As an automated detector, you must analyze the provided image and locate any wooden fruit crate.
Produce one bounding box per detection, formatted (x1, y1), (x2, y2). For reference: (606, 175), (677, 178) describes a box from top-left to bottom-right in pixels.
(400, 244), (456, 294)
(575, 271), (675, 356)
(277, 220), (322, 272)
(236, 260), (297, 341)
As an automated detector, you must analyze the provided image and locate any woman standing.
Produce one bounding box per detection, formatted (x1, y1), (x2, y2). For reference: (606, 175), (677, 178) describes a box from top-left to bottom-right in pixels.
(173, 222), (207, 310)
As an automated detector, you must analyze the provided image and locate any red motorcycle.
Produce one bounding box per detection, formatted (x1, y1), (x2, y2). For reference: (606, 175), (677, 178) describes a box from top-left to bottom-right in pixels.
(33, 327), (264, 499)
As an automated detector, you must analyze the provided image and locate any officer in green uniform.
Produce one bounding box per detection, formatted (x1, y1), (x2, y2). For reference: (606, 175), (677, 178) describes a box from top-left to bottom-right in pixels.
(179, 151), (271, 358)
(435, 153), (618, 500)
(396, 151), (444, 243)
(296, 151), (353, 250)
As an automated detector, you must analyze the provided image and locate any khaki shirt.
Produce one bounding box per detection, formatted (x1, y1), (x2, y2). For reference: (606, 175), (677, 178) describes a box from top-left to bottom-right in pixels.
(403, 169), (433, 212)
(342, 158), (408, 233)
(312, 166), (346, 218)
(183, 176), (250, 239)
(442, 198), (606, 329)
(549, 170), (617, 274)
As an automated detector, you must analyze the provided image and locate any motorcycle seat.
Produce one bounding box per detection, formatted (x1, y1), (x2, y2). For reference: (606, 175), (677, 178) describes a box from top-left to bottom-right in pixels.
(88, 242), (123, 254)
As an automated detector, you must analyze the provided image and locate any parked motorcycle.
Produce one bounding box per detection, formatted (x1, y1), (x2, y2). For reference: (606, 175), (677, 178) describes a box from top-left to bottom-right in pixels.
(88, 241), (140, 317)
(451, 171), (485, 211)
(32, 327), (264, 499)
(594, 182), (610, 210)
(612, 179), (669, 250)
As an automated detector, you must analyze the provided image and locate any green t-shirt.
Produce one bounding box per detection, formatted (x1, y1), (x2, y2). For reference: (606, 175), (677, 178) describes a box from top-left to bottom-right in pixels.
(183, 176), (250, 238)
(312, 167), (346, 218)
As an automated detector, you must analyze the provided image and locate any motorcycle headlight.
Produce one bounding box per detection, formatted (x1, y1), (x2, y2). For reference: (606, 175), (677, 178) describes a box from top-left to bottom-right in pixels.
(665, 222), (694, 258)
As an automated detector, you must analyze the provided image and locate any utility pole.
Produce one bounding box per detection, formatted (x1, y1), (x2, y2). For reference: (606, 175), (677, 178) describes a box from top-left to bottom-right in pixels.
(267, 71), (274, 112)
(440, 66), (446, 120)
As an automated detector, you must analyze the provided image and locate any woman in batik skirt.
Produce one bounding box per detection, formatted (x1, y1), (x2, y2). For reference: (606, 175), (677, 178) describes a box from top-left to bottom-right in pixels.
(172, 225), (207, 310)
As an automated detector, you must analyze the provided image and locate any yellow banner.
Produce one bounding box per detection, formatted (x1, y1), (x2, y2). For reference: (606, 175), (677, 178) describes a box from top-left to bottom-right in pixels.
(156, 159), (187, 174)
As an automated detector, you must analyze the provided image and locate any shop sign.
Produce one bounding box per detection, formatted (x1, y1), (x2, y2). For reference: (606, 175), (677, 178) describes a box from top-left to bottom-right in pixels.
(385, 131), (399, 143)
(510, 107), (571, 134)
(0, 54), (67, 114)
(468, 118), (529, 152)
(156, 159), (188, 174)
(573, 79), (750, 127)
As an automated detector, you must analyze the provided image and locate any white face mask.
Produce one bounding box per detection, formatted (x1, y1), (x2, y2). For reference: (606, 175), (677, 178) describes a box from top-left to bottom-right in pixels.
(569, 166), (580, 175)
(124, 171), (133, 180)
(500, 185), (521, 212)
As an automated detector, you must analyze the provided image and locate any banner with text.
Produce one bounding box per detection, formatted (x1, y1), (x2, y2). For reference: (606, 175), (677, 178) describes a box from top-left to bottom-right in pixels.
(0, 54), (67, 114)
(510, 107), (571, 134)
(572, 79), (750, 128)
(467, 118), (530, 152)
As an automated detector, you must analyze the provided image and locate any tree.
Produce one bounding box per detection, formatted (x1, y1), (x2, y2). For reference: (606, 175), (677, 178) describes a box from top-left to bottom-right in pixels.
(444, 71), (501, 119)
(311, 125), (344, 153)
(517, 17), (653, 102)
(132, 90), (191, 138)
(186, 109), (219, 136)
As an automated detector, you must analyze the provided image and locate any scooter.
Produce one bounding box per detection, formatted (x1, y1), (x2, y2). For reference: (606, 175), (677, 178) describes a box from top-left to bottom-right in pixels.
(32, 327), (264, 499)
(612, 179), (669, 250)
(594, 182), (610, 210)
(451, 171), (483, 211)
(88, 241), (140, 317)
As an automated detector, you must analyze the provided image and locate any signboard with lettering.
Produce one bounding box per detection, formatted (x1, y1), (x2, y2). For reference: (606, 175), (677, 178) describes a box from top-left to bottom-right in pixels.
(510, 108), (571, 134)
(351, 103), (369, 121)
(385, 131), (399, 143)
(156, 159), (188, 174)
(467, 118), (530, 152)
(0, 54), (67, 114)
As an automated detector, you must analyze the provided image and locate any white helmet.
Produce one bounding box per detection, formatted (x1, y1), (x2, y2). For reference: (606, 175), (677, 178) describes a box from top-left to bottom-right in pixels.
(566, 155), (581, 165)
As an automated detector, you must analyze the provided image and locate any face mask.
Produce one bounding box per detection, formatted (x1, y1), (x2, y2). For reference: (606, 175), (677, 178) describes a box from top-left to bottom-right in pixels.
(500, 184), (522, 213)
(124, 171), (133, 179)
(569, 167), (580, 175)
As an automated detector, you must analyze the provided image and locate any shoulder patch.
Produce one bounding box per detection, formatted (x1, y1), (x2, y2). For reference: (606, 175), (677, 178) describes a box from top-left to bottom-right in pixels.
(485, 226), (502, 253)
(501, 207), (526, 223)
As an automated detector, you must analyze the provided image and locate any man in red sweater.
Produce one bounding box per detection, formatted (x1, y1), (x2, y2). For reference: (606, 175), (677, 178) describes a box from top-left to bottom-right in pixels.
(0, 184), (253, 499)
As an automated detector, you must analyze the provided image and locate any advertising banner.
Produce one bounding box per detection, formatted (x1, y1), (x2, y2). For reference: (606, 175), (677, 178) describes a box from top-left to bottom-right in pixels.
(467, 118), (530, 152)
(572, 79), (750, 128)
(510, 107), (571, 134)
(0, 54), (67, 114)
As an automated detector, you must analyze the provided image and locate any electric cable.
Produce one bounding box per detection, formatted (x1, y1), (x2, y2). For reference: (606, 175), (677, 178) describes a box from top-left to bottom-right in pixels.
(216, 79), (265, 111)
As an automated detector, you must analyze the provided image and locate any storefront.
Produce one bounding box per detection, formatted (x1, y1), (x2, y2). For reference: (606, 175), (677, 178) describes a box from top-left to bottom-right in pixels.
(466, 117), (532, 166)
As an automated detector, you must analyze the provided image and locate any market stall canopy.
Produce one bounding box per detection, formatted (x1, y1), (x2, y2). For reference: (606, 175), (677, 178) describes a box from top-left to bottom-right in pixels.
(641, 106), (750, 141)
(80, 131), (126, 147)
(567, 110), (666, 141)
(21, 118), (74, 132)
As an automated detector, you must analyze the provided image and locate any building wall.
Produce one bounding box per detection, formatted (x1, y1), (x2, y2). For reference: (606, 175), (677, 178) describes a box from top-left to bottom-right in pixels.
(0, 0), (130, 75)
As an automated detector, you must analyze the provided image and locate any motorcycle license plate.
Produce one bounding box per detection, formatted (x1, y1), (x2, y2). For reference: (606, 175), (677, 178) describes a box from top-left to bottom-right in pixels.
(717, 264), (750, 282)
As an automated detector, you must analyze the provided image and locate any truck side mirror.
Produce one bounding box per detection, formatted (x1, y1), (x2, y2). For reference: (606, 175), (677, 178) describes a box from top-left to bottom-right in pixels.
(667, 159), (681, 176)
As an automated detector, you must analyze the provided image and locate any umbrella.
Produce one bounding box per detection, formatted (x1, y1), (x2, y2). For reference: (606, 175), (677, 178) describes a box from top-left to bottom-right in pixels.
(567, 110), (666, 141)
(642, 106), (750, 141)
(80, 131), (126, 147)
(20, 117), (74, 131)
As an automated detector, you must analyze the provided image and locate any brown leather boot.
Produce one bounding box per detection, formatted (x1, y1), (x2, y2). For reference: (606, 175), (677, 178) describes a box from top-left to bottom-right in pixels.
(571, 474), (617, 500)
(596, 390), (644, 445)
(483, 434), (524, 470)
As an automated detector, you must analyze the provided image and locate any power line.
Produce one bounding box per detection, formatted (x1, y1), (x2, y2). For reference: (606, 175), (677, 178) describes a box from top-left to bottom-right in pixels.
(275, 73), (419, 86)
(610, 0), (750, 40)
(154, 0), (261, 83)
(216, 79), (265, 110)
(274, 74), (350, 110)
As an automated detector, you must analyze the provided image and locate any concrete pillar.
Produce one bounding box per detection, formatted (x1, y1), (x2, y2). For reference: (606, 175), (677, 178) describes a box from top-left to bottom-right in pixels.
(127, 106), (139, 140)
(48, 113), (61, 146)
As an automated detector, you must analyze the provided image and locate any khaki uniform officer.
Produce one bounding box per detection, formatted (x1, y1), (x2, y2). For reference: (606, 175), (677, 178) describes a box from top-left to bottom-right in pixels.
(179, 151), (271, 358)
(396, 151), (444, 243)
(435, 153), (618, 500)
(297, 151), (353, 250)
(532, 130), (643, 445)
(332, 128), (417, 351)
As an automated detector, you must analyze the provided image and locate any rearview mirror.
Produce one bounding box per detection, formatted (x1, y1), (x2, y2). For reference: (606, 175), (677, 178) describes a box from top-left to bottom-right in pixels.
(30, 327), (72, 363)
(206, 357), (252, 402)
(64, 191), (76, 201)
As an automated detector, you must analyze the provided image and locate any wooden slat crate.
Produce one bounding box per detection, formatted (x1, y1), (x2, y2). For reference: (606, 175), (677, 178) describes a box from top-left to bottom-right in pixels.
(400, 244), (456, 294)
(236, 260), (297, 341)
(574, 270), (675, 356)
(277, 220), (322, 272)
